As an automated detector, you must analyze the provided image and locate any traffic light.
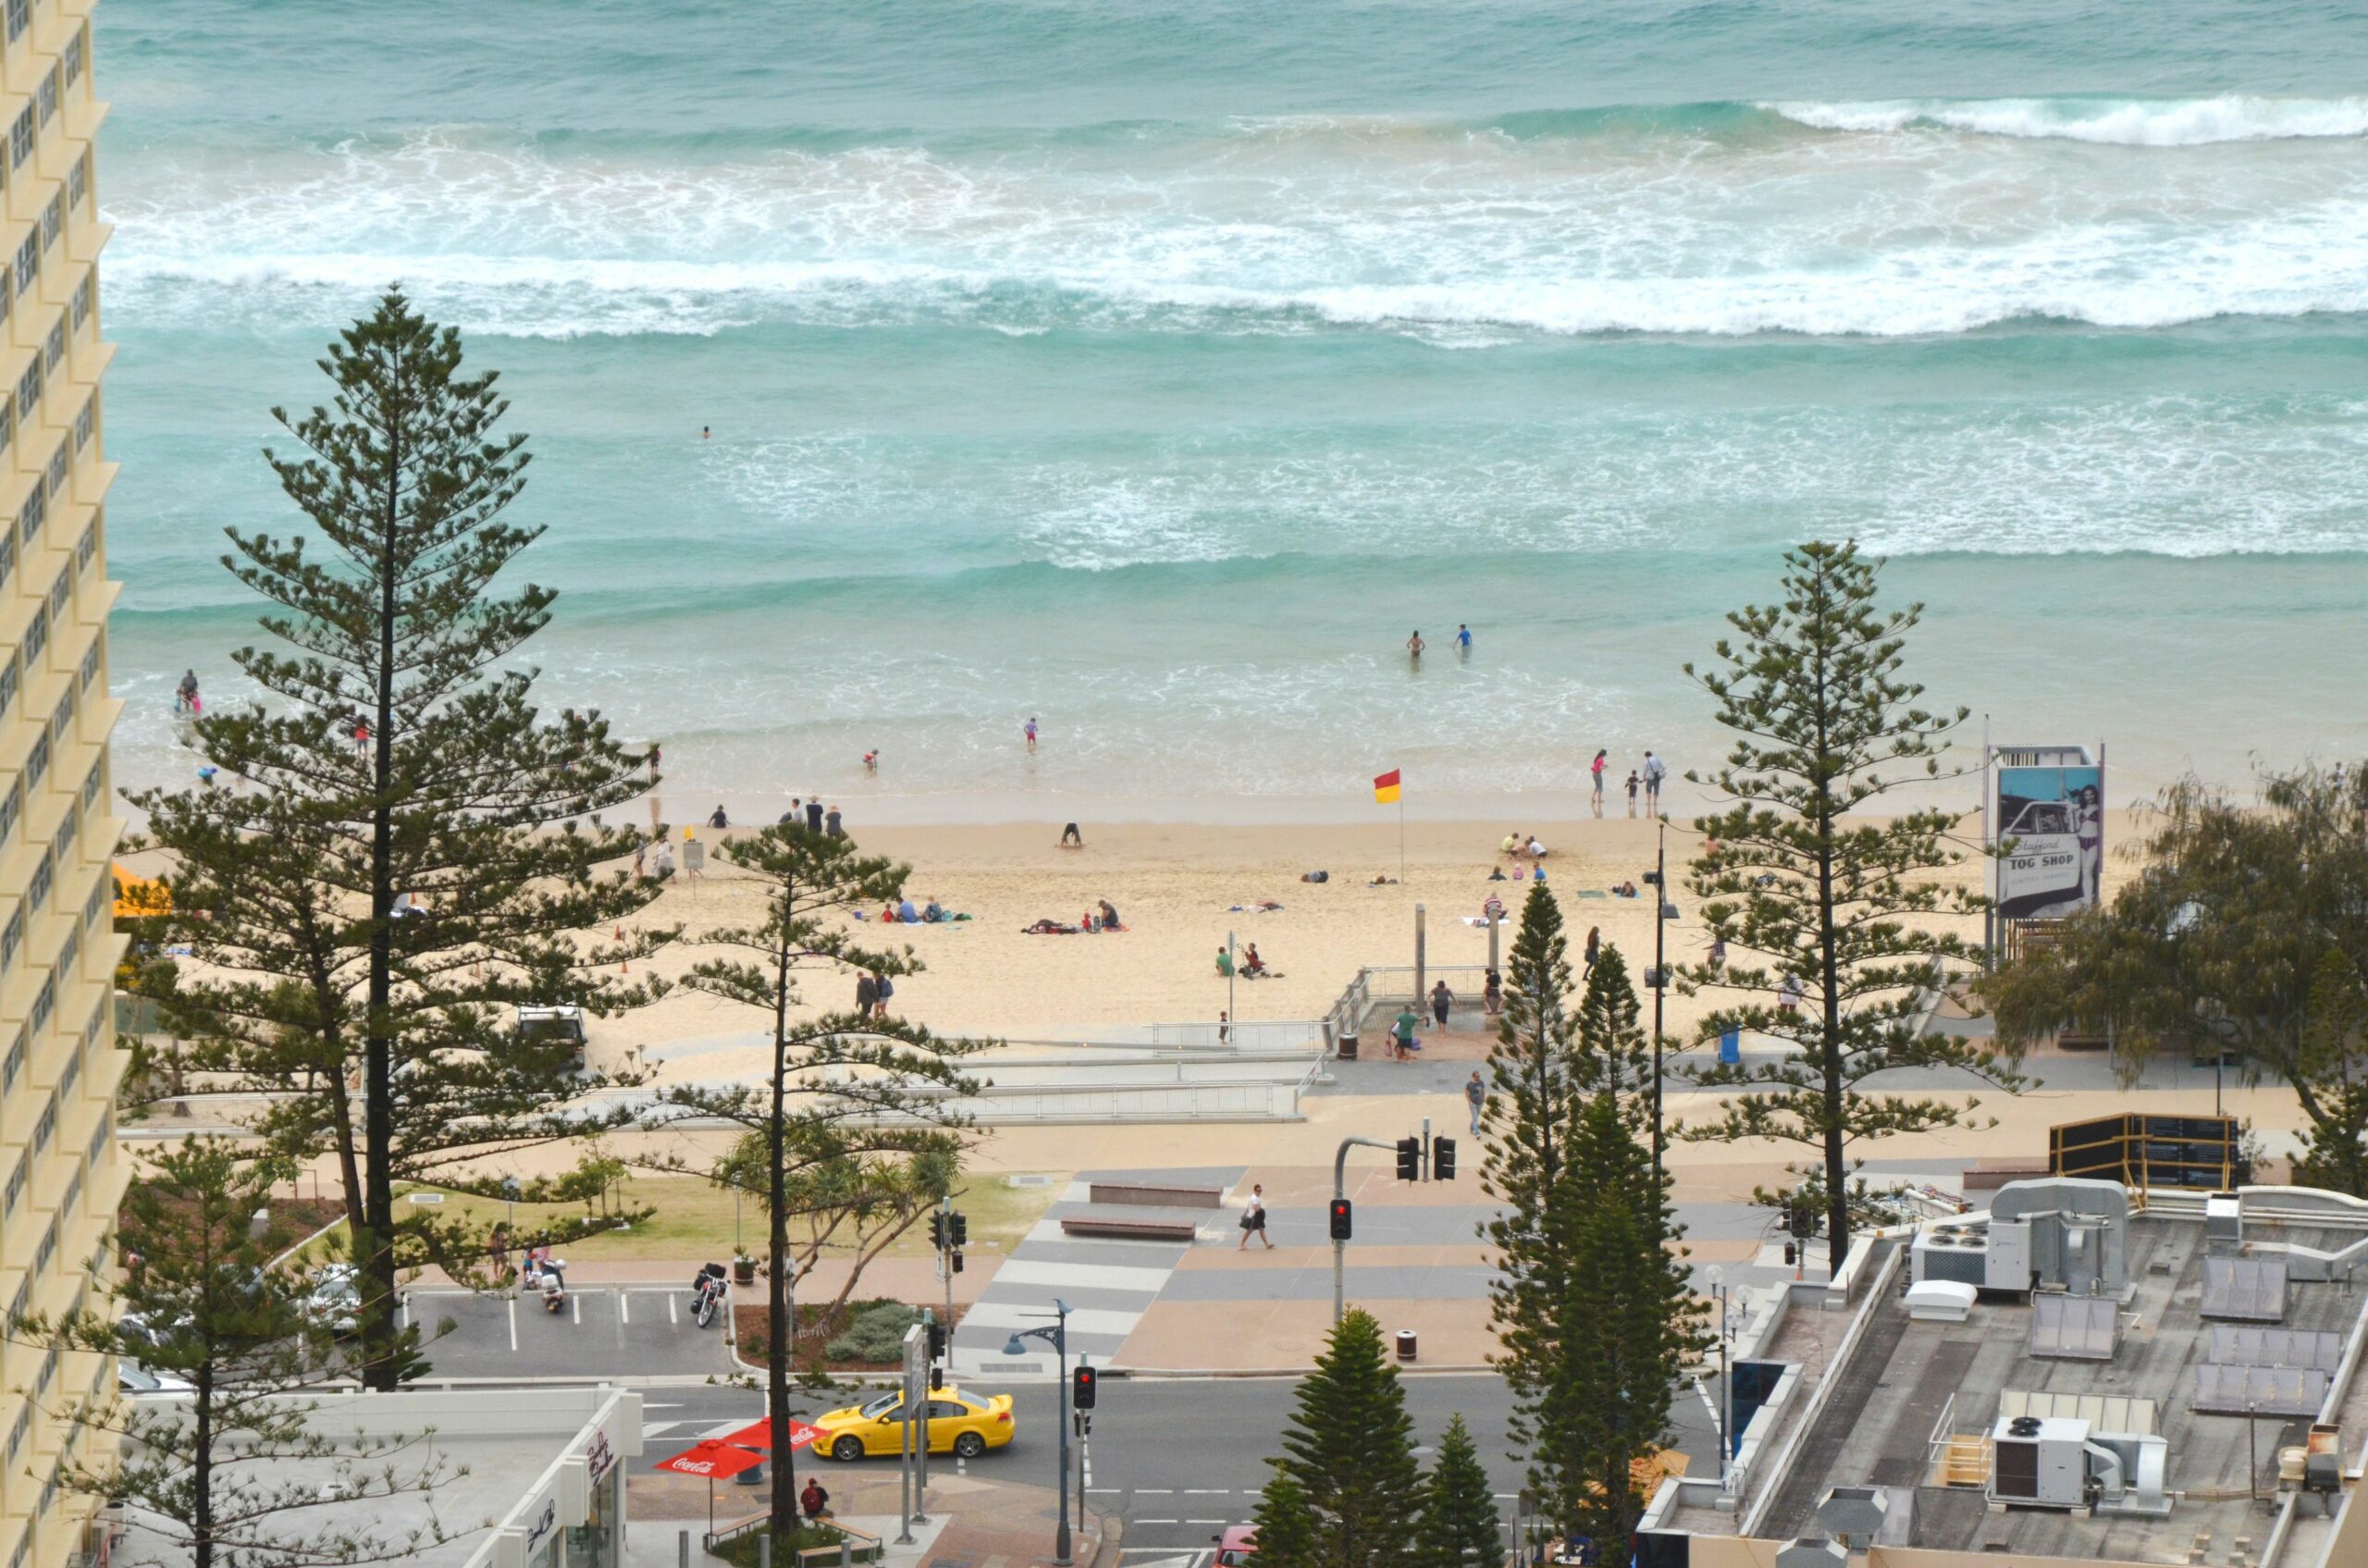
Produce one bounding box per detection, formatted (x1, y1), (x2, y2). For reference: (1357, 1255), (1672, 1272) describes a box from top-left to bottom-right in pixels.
(950, 1249), (965, 1274)
(929, 1213), (947, 1250)
(1433, 1136), (1457, 1181)
(949, 1210), (968, 1247)
(1397, 1136), (1421, 1181)
(1072, 1364), (1098, 1411)
(1328, 1198), (1353, 1241)
(926, 1320), (946, 1364)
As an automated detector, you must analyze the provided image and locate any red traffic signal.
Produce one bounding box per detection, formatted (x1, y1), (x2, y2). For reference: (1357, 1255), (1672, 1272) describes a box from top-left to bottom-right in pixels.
(1072, 1364), (1098, 1411)
(1328, 1198), (1353, 1241)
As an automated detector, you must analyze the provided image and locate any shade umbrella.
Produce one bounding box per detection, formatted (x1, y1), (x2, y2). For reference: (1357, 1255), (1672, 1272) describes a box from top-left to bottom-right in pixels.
(113, 863), (171, 919)
(654, 1438), (764, 1535)
(718, 1416), (822, 1453)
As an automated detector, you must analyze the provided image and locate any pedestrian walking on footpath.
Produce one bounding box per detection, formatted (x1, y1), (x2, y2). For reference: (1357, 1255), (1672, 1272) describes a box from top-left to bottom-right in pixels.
(1238, 1183), (1273, 1251)
(1465, 1069), (1486, 1135)
(1430, 979), (1454, 1031)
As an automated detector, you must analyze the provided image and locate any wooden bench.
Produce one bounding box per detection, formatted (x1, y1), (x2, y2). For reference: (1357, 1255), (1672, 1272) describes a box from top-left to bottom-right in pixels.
(1087, 1182), (1223, 1209)
(1060, 1216), (1199, 1243)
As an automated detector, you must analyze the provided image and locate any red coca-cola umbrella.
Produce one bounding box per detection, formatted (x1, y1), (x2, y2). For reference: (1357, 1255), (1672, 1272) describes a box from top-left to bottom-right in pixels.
(718, 1417), (822, 1453)
(654, 1438), (765, 1533)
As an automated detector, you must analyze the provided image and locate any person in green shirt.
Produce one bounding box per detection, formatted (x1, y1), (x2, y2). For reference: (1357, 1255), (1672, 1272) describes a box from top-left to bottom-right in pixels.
(1394, 1006), (1421, 1059)
(1215, 946), (1234, 978)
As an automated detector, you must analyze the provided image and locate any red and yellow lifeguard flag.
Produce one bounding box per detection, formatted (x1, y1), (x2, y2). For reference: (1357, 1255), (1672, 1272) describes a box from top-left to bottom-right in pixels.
(1373, 769), (1402, 805)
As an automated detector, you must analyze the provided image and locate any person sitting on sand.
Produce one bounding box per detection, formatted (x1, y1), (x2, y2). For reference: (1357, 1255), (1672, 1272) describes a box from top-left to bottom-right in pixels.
(1487, 865), (1507, 882)
(1099, 898), (1120, 931)
(1240, 944), (1267, 977)
(1368, 874), (1396, 886)
(1525, 835), (1547, 858)
(708, 805), (729, 829)
(899, 895), (920, 923)
(1215, 946), (1234, 978)
(923, 896), (945, 922)
(1613, 880), (1638, 898)
(1500, 832), (1521, 858)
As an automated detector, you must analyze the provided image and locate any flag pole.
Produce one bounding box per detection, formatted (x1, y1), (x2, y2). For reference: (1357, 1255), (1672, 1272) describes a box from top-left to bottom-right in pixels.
(1399, 791), (1406, 885)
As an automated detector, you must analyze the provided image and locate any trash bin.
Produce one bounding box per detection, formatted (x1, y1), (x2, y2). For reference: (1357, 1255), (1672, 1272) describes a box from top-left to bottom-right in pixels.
(1338, 1032), (1359, 1062)
(1396, 1328), (1417, 1362)
(1718, 1029), (1741, 1066)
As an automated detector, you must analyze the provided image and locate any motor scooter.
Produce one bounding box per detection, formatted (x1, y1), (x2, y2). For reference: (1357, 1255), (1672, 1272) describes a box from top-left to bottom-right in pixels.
(691, 1262), (728, 1328)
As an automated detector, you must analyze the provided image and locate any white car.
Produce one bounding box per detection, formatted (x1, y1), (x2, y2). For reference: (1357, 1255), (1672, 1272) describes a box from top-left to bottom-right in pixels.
(118, 1362), (194, 1395)
(302, 1265), (361, 1336)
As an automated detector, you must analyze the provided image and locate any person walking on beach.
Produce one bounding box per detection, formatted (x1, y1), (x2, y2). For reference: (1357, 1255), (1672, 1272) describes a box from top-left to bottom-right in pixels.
(1643, 750), (1667, 812)
(1464, 1070), (1486, 1136)
(1238, 1184), (1273, 1251)
(1584, 925), (1601, 972)
(352, 718), (371, 764)
(1025, 716), (1039, 752)
(1406, 629), (1425, 662)
(857, 972), (879, 1016)
(1624, 770), (1640, 816)
(1590, 749), (1607, 815)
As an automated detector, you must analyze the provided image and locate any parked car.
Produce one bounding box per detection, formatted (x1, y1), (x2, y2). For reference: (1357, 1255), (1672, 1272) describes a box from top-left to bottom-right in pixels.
(513, 1005), (586, 1066)
(117, 1362), (194, 1396)
(811, 1387), (1015, 1461)
(1211, 1524), (1258, 1565)
(302, 1264), (360, 1336)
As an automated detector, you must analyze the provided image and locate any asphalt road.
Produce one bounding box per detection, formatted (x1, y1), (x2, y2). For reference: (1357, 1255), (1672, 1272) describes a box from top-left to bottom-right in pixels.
(630, 1369), (1720, 1559)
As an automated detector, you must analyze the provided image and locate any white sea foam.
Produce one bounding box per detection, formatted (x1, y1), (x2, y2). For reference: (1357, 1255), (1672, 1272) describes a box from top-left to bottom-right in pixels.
(99, 113), (2368, 340)
(1770, 95), (2368, 145)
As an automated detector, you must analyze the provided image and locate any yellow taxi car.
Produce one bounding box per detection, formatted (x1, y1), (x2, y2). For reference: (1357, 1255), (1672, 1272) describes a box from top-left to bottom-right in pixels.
(812, 1387), (1016, 1462)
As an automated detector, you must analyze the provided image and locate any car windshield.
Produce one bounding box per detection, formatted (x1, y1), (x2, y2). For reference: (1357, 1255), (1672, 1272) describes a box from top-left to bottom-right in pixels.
(857, 1391), (902, 1419)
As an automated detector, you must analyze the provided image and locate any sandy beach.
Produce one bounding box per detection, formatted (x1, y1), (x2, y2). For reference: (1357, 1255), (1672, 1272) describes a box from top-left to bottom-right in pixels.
(598, 809), (1996, 1059)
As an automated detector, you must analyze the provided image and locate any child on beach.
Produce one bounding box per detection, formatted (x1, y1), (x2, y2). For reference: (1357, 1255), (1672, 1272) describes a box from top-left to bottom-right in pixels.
(1625, 771), (1640, 815)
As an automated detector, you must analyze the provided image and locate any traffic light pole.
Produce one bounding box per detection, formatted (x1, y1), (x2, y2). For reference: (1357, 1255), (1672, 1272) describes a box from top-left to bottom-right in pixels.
(1332, 1136), (1397, 1325)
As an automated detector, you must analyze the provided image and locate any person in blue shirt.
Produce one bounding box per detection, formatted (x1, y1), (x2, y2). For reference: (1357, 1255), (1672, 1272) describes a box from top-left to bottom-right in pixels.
(1456, 623), (1472, 652)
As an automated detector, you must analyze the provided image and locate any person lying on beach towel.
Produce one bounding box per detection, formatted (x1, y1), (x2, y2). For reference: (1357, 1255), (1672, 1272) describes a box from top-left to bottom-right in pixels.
(1024, 919), (1081, 935)
(1226, 899), (1287, 913)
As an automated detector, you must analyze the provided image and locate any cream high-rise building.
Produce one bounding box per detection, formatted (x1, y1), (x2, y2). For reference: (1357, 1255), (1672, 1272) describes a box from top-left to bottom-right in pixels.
(0, 2), (123, 1567)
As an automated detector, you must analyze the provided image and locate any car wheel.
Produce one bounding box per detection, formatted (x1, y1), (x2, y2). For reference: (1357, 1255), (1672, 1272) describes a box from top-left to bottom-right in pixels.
(954, 1432), (987, 1459)
(832, 1436), (866, 1463)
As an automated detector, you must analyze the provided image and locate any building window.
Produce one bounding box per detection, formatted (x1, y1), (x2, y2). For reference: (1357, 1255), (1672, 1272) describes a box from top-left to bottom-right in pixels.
(23, 600), (47, 665)
(53, 789), (75, 856)
(4, 0), (25, 43)
(0, 780), (18, 847)
(59, 1036), (79, 1096)
(15, 228), (37, 294)
(9, 104), (32, 170)
(56, 921), (76, 980)
(60, 1168), (80, 1220)
(68, 147), (85, 208)
(46, 438), (67, 500)
(64, 27), (82, 87)
(15, 353), (40, 422)
(41, 193), (60, 253)
(73, 391), (92, 449)
(43, 317), (63, 375)
(78, 636), (96, 690)
(38, 65), (56, 127)
(77, 514), (94, 570)
(0, 648), (14, 720)
(32, 1093), (56, 1155)
(0, 525), (12, 591)
(19, 479), (43, 544)
(25, 727), (47, 788)
(0, 389), (13, 459)
(30, 969), (54, 1031)
(72, 272), (91, 329)
(1, 1023), (21, 1084)
(2, 1155), (21, 1215)
(48, 565), (68, 622)
(84, 1109), (108, 1167)
(82, 864), (105, 927)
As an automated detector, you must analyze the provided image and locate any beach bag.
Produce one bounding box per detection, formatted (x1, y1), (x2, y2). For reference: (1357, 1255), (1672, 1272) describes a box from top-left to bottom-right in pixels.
(1240, 1210), (1255, 1230)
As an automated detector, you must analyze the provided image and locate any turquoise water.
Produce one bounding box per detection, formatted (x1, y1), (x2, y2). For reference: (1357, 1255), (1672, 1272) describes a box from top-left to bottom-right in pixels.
(94, 3), (2368, 817)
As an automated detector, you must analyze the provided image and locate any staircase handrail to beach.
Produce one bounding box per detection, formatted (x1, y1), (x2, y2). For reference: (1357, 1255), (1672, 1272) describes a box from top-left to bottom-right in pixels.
(985, 1018), (1328, 1052)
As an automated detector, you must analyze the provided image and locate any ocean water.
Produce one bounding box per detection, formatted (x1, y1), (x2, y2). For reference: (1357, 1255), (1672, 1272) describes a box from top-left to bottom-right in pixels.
(93, 2), (2368, 819)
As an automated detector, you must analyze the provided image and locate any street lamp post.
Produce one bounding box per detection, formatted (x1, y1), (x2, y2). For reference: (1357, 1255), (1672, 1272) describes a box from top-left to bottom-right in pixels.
(1003, 1301), (1074, 1567)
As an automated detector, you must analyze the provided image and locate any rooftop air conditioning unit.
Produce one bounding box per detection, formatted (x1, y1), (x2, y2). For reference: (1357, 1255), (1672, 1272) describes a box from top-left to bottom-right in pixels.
(1990, 1415), (2091, 1510)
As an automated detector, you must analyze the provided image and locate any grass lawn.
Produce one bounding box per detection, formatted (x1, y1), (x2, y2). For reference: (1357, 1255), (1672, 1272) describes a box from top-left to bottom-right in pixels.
(287, 1171), (1066, 1266)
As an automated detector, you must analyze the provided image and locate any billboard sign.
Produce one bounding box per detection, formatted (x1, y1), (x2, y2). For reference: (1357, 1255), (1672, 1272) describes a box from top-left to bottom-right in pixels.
(1996, 761), (2103, 919)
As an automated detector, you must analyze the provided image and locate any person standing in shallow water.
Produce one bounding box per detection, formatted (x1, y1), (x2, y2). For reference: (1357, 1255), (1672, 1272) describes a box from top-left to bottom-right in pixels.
(1406, 629), (1424, 662)
(1025, 716), (1038, 752)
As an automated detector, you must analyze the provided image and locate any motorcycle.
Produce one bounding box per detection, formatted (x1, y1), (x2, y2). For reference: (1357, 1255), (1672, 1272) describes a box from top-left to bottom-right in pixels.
(691, 1262), (728, 1329)
(524, 1254), (569, 1315)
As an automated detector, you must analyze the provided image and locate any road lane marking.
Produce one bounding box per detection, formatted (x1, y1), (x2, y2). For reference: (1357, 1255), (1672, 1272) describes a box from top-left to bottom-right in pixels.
(670, 1294), (679, 1325)
(1183, 1488), (1227, 1494)
(620, 1292), (630, 1326)
(1137, 1519), (1178, 1525)
(573, 1291), (582, 1325)
(507, 1298), (518, 1352)
(643, 1421), (681, 1438)
(1135, 1488), (1173, 1494)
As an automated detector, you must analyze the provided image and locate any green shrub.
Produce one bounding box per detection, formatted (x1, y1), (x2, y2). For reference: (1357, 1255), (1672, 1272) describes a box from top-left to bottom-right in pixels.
(824, 1300), (919, 1364)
